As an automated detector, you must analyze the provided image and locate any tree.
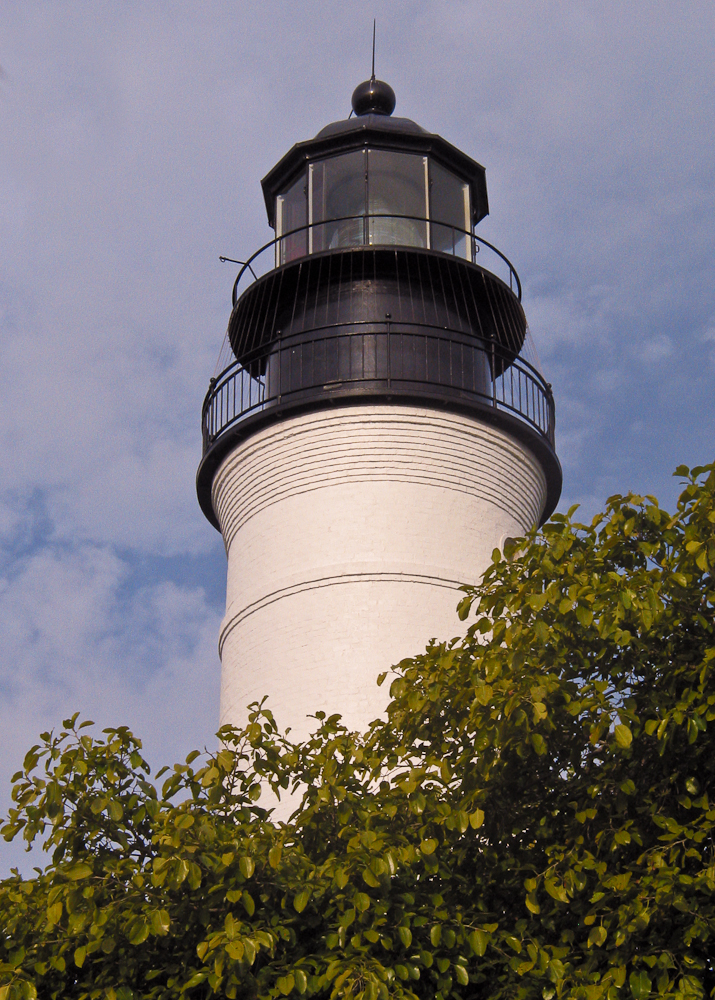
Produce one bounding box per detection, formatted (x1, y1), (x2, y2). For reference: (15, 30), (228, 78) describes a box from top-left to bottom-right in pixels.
(1, 462), (714, 1000)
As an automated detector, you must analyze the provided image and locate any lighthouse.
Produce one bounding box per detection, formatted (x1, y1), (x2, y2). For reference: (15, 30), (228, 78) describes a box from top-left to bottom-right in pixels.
(197, 78), (562, 743)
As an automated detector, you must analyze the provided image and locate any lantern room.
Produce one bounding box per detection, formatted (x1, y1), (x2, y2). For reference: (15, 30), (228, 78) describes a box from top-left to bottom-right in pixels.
(261, 78), (489, 265)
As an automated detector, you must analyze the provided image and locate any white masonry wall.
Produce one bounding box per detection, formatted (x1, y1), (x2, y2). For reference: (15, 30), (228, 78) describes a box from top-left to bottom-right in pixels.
(212, 404), (547, 743)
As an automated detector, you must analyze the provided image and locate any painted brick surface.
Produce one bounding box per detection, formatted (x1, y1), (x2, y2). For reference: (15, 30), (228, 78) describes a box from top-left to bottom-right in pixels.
(212, 405), (547, 742)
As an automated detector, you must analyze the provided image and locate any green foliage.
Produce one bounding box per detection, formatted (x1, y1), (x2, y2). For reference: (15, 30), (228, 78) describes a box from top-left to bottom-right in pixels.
(1, 461), (715, 1000)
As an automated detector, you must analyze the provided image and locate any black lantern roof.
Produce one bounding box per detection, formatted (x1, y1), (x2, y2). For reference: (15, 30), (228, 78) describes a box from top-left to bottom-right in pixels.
(261, 80), (489, 228)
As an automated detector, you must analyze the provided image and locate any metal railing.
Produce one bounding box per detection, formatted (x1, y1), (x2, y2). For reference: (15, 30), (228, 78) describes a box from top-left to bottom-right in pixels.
(202, 323), (554, 455)
(221, 215), (522, 307)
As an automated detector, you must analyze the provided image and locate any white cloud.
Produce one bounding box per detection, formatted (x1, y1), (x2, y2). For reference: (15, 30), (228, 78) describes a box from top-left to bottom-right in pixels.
(639, 334), (674, 364)
(0, 541), (221, 873)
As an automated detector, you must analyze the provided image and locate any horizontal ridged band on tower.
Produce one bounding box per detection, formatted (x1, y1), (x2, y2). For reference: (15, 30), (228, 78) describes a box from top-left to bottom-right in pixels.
(212, 406), (547, 550)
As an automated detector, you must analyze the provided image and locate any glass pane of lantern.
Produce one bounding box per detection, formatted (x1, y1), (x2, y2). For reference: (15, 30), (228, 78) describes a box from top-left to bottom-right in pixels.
(429, 161), (471, 259)
(310, 151), (366, 252)
(367, 150), (428, 248)
(276, 171), (308, 264)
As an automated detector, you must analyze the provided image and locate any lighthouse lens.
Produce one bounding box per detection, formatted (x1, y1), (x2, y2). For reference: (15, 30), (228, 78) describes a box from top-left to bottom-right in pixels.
(429, 161), (471, 259)
(276, 171), (308, 264)
(367, 150), (428, 248)
(310, 151), (367, 252)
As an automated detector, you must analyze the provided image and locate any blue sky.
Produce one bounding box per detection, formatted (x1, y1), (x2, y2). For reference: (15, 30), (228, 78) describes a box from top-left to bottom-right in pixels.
(1, 2), (714, 872)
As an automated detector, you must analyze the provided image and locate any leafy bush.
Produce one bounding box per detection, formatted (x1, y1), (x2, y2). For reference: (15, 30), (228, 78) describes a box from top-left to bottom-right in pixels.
(1, 462), (714, 1000)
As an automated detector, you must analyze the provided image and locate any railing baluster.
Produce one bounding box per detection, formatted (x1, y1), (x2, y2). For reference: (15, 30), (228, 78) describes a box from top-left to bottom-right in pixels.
(202, 320), (555, 458)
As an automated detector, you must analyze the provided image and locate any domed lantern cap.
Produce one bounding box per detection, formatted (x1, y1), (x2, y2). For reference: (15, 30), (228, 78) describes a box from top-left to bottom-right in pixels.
(351, 77), (396, 116)
(260, 81), (489, 228)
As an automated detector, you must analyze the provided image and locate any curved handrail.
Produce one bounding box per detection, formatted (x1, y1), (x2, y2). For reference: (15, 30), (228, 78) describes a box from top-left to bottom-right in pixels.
(226, 215), (522, 307)
(207, 321), (548, 403)
(201, 323), (554, 455)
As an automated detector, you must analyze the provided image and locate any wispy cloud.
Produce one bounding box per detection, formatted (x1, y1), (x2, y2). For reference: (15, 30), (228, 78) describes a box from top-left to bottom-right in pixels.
(0, 540), (221, 872)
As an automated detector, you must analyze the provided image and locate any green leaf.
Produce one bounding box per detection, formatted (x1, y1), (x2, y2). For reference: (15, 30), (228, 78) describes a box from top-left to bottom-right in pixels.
(188, 861), (202, 890)
(128, 918), (150, 945)
(277, 974), (295, 996)
(269, 845), (282, 869)
(410, 792), (427, 814)
(66, 863), (93, 880)
(469, 809), (485, 829)
(293, 889), (312, 913)
(107, 799), (124, 822)
(629, 971), (652, 999)
(294, 970), (308, 994)
(549, 959), (565, 982)
(532, 701), (548, 722)
(614, 724), (633, 748)
(457, 596), (472, 621)
(525, 891), (540, 913)
(587, 925), (607, 948)
(397, 926), (412, 948)
(151, 909), (170, 936)
(74, 946), (86, 968)
(469, 929), (488, 956)
(200, 766), (220, 787)
(575, 605), (593, 626)
(544, 880), (569, 903)
(362, 867), (380, 887)
(183, 972), (207, 990)
(173, 859), (189, 886)
(239, 856), (255, 879)
(420, 838), (438, 855)
(455, 965), (469, 986)
(531, 733), (547, 755)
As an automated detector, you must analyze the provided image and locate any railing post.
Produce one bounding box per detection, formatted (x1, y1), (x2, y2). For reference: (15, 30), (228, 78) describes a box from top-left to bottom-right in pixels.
(277, 339), (282, 405)
(491, 340), (497, 408)
(386, 320), (391, 389)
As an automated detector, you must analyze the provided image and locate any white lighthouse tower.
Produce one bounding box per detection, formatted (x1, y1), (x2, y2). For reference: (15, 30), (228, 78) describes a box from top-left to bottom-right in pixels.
(197, 78), (561, 743)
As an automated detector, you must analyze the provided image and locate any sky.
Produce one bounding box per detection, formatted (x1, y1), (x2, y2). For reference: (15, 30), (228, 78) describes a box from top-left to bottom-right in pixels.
(1, 2), (714, 873)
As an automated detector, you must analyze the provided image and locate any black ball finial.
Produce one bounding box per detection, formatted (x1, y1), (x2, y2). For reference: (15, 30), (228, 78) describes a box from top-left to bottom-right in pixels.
(351, 78), (396, 117)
